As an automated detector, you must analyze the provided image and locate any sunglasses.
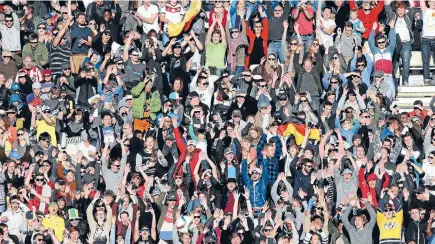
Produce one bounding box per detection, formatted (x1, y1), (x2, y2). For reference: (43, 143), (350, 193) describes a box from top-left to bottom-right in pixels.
(330, 81), (339, 84)
(290, 42), (298, 46)
(193, 215), (201, 219)
(384, 208), (392, 212)
(38, 26), (45, 30)
(357, 63), (365, 67)
(332, 56), (339, 60)
(258, 85), (267, 88)
(252, 172), (260, 175)
(378, 41), (386, 44)
(112, 164), (121, 168)
(5, 20), (13, 23)
(352, 75), (361, 78)
(312, 43), (319, 46)
(43, 110), (50, 114)
(18, 133), (24, 136)
(300, 100), (308, 103)
(345, 110), (353, 113)
(88, 22), (96, 25)
(264, 228), (273, 232)
(364, 8), (371, 11)
(35, 178), (44, 182)
(63, 67), (71, 71)
(62, 12), (68, 14)
(268, 58), (276, 61)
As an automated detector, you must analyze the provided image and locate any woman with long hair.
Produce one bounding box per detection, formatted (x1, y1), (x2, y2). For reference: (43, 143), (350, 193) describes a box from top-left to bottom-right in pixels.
(257, 53), (283, 88)
(282, 22), (303, 80)
(87, 192), (112, 244)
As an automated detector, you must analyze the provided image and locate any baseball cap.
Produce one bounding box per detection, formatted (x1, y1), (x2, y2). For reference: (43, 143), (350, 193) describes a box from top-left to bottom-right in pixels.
(169, 92), (181, 100)
(232, 109), (242, 117)
(224, 147), (234, 155)
(32, 82), (41, 90)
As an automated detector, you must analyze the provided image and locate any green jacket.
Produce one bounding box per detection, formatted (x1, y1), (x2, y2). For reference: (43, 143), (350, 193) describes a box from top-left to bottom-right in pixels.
(22, 42), (49, 68)
(131, 82), (161, 120)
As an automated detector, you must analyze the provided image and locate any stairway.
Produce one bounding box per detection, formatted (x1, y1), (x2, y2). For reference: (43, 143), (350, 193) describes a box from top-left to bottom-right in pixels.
(396, 86), (435, 112)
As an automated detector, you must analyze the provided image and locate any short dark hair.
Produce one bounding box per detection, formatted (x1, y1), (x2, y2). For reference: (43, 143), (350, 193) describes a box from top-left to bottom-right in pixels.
(39, 132), (51, 142)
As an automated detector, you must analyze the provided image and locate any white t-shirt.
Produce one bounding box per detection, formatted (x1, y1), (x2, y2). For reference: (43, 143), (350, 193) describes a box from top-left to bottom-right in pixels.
(77, 142), (97, 161)
(395, 17), (411, 42)
(319, 18), (336, 47)
(423, 8), (435, 38)
(160, 3), (185, 31)
(137, 4), (160, 33)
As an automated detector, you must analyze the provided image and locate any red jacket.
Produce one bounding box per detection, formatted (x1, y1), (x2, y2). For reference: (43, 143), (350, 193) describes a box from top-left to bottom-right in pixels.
(349, 0), (384, 39)
(358, 167), (390, 208)
(245, 18), (269, 68)
(173, 127), (200, 184)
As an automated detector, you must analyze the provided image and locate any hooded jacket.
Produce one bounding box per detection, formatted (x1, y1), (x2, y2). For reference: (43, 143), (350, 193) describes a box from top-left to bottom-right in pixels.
(131, 82), (161, 120)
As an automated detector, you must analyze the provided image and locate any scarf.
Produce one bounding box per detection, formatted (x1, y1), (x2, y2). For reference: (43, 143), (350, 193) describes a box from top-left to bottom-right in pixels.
(227, 35), (248, 71)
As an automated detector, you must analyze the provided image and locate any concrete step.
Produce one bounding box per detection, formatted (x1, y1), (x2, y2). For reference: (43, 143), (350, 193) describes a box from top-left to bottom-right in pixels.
(397, 86), (435, 93)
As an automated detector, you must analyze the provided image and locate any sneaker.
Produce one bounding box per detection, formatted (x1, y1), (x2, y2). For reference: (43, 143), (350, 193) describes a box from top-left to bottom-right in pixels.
(403, 80), (408, 86)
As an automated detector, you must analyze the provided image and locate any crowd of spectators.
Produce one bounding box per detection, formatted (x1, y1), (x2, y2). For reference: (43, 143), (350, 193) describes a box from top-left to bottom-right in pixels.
(1, 0), (435, 244)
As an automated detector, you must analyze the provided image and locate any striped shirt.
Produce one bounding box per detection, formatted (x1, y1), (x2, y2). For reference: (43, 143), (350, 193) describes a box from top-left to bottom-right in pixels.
(50, 43), (71, 76)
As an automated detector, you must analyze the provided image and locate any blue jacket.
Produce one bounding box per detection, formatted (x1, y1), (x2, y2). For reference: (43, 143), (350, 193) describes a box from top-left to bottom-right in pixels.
(335, 117), (361, 144)
(350, 54), (374, 87)
(380, 127), (394, 141)
(241, 159), (268, 208)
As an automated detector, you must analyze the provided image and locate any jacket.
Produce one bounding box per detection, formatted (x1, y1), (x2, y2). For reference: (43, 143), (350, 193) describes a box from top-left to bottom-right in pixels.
(241, 159), (268, 208)
(368, 28), (397, 75)
(385, 4), (416, 42)
(131, 82), (161, 120)
(245, 18), (268, 68)
(22, 42), (49, 68)
(0, 203), (29, 236)
(74, 76), (98, 106)
(406, 220), (427, 244)
(349, 0), (384, 39)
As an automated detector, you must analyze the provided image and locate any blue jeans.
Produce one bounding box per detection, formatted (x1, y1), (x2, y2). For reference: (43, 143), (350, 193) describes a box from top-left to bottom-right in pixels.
(228, 66), (245, 75)
(301, 35), (314, 54)
(421, 38), (435, 81)
(400, 42), (412, 83)
(268, 41), (285, 63)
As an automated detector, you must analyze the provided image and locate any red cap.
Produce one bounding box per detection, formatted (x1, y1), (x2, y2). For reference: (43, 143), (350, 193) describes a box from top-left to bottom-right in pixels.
(42, 69), (52, 76)
(367, 174), (377, 182)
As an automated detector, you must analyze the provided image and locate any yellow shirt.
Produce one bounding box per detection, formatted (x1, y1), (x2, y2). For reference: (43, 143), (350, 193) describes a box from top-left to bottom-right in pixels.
(377, 209), (403, 242)
(42, 215), (65, 241)
(36, 118), (57, 146)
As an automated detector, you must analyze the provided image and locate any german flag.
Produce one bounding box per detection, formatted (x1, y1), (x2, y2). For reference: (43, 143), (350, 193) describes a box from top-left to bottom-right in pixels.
(168, 0), (202, 37)
(277, 122), (321, 145)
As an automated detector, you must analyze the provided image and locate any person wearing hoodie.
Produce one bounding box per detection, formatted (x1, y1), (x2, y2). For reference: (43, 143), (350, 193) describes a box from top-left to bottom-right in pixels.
(342, 197), (377, 244)
(334, 152), (359, 207)
(359, 159), (390, 208)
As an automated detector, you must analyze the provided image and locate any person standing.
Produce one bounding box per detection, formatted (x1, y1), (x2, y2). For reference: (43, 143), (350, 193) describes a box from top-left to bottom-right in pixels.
(70, 12), (93, 74)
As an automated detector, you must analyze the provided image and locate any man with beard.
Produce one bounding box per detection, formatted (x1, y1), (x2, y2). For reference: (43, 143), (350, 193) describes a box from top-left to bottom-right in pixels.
(57, 63), (76, 99)
(70, 12), (93, 73)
